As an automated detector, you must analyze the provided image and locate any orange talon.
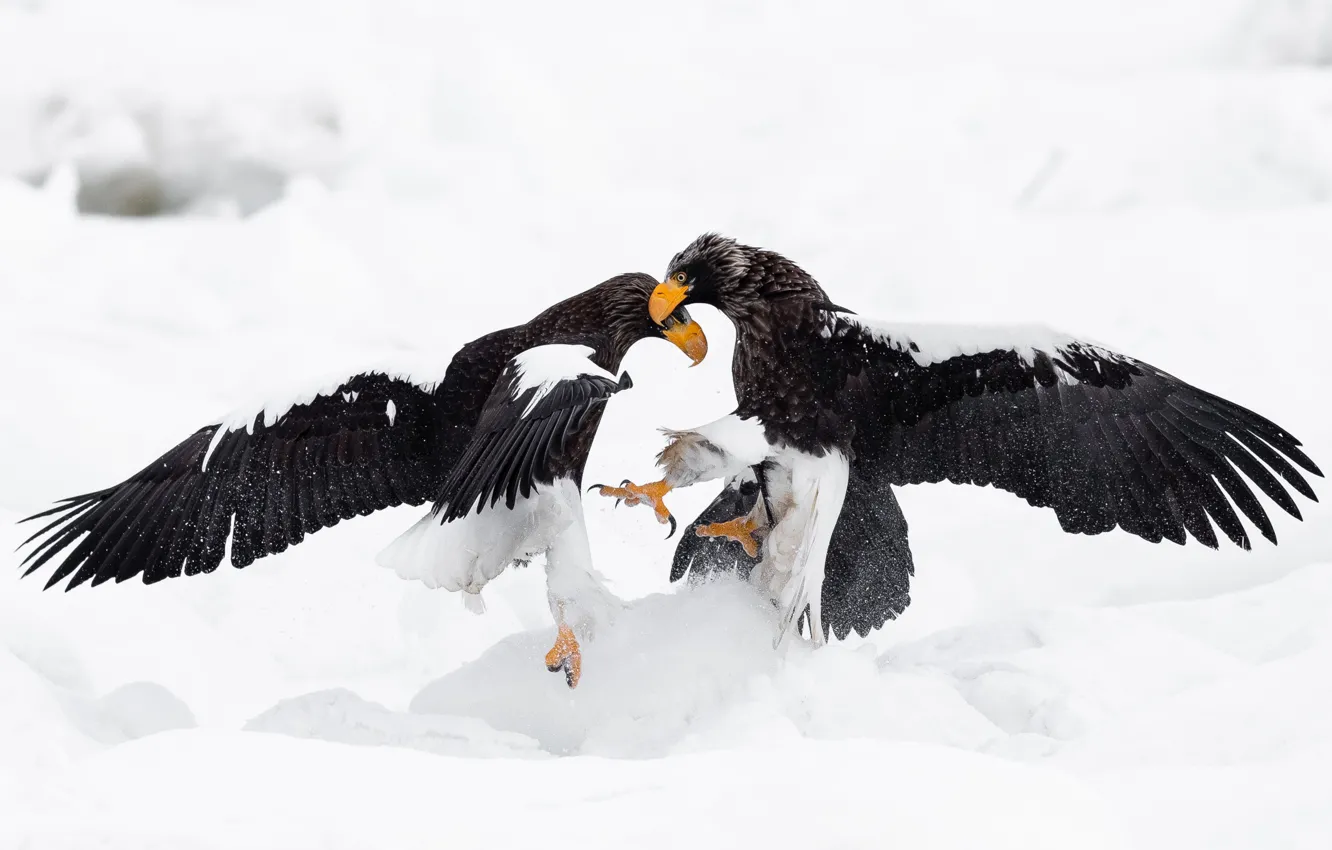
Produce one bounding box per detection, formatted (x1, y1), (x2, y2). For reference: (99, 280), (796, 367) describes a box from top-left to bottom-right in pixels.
(544, 623), (582, 688)
(696, 514), (763, 558)
(592, 479), (676, 536)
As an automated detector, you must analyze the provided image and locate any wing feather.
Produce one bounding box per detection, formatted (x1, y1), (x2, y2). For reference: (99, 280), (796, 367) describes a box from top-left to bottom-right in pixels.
(837, 318), (1321, 550)
(17, 372), (457, 589)
(433, 345), (631, 523)
(669, 469), (763, 584)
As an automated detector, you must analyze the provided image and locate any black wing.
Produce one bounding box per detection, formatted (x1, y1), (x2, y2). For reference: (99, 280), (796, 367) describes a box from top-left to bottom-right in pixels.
(818, 464), (914, 639)
(673, 462), (915, 641)
(670, 467), (764, 583)
(828, 317), (1323, 550)
(433, 351), (632, 523)
(17, 372), (453, 590)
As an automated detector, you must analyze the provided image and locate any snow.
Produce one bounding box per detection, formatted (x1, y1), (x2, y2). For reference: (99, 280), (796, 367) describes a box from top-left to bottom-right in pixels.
(4, 730), (1126, 850)
(243, 688), (545, 759)
(511, 343), (618, 417)
(3, 1), (1332, 849)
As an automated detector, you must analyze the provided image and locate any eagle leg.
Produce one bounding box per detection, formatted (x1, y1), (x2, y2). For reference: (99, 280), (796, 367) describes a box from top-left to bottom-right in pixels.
(694, 510), (765, 558)
(544, 622), (582, 689)
(590, 479), (676, 533)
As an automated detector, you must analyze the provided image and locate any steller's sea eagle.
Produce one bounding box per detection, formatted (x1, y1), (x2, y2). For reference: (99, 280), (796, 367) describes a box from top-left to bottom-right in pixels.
(17, 273), (708, 688)
(599, 234), (1323, 646)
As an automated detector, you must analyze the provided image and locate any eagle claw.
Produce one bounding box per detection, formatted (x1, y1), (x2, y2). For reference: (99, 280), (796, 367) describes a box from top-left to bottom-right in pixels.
(547, 657), (579, 688)
(593, 479), (676, 531)
(696, 514), (763, 558)
(544, 624), (582, 689)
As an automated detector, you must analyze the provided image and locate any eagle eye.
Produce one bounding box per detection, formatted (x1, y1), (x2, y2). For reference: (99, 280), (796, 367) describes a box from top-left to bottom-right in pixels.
(674, 272), (687, 284)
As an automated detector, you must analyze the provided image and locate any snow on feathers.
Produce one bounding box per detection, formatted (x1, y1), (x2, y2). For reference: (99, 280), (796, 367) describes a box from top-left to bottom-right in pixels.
(844, 317), (1130, 384)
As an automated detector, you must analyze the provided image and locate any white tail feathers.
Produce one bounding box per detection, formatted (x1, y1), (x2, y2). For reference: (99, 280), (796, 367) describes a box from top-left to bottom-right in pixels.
(462, 590), (486, 615)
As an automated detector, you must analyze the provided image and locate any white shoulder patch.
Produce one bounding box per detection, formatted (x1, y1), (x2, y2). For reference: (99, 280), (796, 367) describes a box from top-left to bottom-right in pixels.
(847, 317), (1125, 381)
(510, 344), (617, 418)
(200, 349), (452, 472)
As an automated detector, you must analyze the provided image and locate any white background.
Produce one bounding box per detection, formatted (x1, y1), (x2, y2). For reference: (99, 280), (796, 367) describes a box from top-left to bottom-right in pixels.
(2, 1), (1331, 847)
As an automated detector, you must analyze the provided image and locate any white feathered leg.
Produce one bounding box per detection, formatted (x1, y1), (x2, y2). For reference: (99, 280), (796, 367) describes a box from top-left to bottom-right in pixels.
(461, 590), (486, 615)
(768, 449), (849, 649)
(542, 481), (623, 688)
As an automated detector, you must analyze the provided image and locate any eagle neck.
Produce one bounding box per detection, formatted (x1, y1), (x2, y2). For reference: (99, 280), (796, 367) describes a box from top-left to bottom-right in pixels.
(523, 297), (633, 374)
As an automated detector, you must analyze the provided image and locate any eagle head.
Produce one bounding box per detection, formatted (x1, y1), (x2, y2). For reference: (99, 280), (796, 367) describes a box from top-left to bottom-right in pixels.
(650, 233), (755, 325)
(603, 272), (709, 366)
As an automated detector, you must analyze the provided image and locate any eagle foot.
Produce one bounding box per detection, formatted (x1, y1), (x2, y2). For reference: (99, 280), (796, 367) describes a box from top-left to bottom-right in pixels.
(544, 623), (582, 689)
(589, 479), (677, 538)
(695, 514), (764, 558)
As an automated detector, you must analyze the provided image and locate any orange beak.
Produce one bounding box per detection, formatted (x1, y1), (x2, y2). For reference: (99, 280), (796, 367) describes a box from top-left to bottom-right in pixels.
(649, 279), (690, 326)
(662, 317), (708, 366)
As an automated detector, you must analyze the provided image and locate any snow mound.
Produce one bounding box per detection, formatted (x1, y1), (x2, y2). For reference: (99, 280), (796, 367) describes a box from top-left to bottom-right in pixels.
(411, 577), (999, 756)
(3, 54), (348, 218)
(243, 688), (544, 759)
(95, 681), (197, 742)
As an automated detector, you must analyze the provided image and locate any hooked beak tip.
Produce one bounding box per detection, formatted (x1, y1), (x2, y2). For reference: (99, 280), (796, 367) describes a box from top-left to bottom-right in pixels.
(649, 280), (689, 326)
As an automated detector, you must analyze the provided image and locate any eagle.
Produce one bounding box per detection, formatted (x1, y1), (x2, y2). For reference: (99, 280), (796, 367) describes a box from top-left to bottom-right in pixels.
(16, 272), (708, 688)
(599, 234), (1324, 646)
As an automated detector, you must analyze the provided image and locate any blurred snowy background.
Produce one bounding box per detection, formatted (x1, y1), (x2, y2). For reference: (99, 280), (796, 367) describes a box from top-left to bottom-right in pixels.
(2, 1), (1331, 848)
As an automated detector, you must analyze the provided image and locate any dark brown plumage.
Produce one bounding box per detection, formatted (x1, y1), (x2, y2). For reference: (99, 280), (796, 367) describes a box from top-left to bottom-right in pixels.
(17, 273), (705, 591)
(655, 233), (1323, 640)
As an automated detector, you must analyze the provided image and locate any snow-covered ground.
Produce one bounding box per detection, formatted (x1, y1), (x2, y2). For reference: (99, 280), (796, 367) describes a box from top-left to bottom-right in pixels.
(3, 1), (1332, 847)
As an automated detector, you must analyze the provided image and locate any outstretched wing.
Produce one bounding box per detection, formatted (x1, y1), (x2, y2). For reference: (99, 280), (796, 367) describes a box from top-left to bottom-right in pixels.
(433, 344), (632, 522)
(826, 315), (1323, 549)
(18, 372), (454, 590)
